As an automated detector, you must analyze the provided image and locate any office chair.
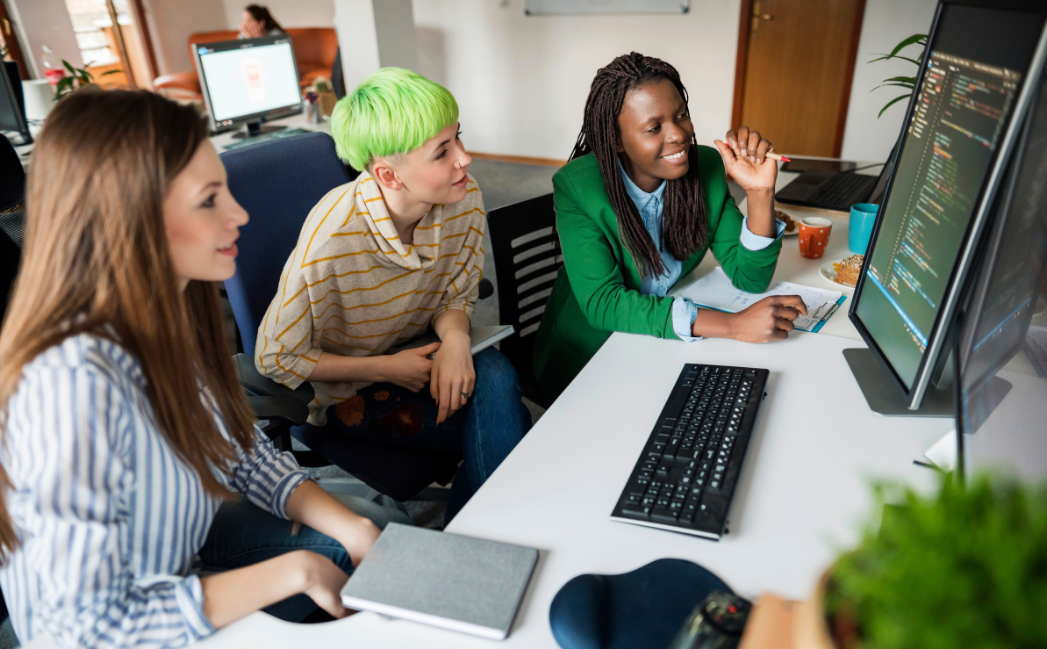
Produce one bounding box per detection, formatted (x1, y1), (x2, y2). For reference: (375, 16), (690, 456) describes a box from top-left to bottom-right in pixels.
(220, 132), (463, 502)
(0, 137), (25, 247)
(485, 193), (561, 408)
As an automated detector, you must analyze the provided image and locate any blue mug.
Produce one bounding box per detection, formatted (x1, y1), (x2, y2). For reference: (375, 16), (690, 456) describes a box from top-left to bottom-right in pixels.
(849, 203), (878, 255)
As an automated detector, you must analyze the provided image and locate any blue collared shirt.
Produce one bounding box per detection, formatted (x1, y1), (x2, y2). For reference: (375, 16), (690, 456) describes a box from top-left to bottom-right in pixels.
(618, 160), (784, 340)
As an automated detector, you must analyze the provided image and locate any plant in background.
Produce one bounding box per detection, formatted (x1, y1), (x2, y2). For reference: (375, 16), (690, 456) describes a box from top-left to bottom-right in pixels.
(870, 34), (927, 118)
(821, 474), (1047, 648)
(54, 60), (120, 101)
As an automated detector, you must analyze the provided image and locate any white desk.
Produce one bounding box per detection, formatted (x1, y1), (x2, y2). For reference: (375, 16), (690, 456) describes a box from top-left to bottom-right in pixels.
(22, 159), (955, 649)
(9, 112), (326, 171)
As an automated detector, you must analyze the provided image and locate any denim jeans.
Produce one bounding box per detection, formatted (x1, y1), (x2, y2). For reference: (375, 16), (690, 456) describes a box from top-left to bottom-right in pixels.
(318, 347), (532, 521)
(198, 494), (411, 622)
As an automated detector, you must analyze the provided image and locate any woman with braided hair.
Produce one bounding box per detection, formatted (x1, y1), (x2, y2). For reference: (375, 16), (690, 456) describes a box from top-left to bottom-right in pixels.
(533, 52), (807, 401)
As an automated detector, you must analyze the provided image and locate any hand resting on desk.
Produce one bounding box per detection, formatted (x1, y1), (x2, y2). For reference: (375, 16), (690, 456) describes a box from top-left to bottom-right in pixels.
(691, 294), (808, 343)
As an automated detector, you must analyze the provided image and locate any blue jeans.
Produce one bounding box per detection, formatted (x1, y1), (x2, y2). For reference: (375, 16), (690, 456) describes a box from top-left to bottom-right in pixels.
(199, 495), (411, 622)
(316, 348), (531, 521)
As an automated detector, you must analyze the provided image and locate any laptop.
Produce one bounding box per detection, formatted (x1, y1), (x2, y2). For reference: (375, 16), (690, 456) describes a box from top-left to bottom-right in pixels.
(774, 148), (896, 211)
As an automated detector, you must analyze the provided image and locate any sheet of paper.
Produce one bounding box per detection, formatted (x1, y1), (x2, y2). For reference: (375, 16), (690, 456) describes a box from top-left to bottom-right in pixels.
(1025, 326), (1047, 378)
(680, 267), (843, 332)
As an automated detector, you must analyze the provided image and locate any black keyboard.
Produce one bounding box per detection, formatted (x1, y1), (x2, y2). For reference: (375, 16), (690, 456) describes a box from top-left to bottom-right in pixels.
(610, 364), (768, 540)
(809, 172), (878, 211)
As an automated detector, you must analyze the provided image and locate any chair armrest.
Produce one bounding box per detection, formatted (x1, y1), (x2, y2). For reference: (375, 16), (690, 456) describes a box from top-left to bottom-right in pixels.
(247, 395), (309, 428)
(235, 353), (315, 403)
(153, 72), (200, 93)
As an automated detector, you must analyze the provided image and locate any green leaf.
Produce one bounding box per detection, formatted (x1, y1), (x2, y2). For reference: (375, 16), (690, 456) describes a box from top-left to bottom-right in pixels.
(887, 33), (927, 58)
(54, 77), (74, 100)
(881, 75), (916, 85)
(878, 94), (911, 118)
(872, 82), (915, 92)
(100, 69), (122, 77)
(868, 54), (922, 66)
(62, 59), (76, 74)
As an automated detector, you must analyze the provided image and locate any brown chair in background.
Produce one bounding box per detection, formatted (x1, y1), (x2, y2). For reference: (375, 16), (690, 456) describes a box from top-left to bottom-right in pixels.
(153, 28), (339, 100)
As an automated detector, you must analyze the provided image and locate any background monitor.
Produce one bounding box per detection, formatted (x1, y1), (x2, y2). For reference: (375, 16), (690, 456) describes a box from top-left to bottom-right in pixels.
(0, 59), (31, 145)
(195, 35), (302, 137)
(956, 65), (1047, 482)
(847, 0), (1047, 416)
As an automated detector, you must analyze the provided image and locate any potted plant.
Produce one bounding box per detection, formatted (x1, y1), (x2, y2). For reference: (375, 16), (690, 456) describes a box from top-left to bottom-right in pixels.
(871, 34), (927, 118)
(798, 474), (1047, 648)
(312, 77), (338, 118)
(54, 60), (120, 101)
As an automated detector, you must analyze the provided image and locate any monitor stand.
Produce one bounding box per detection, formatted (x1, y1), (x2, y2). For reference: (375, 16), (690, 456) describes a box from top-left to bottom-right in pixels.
(843, 348), (954, 417)
(232, 121), (287, 140)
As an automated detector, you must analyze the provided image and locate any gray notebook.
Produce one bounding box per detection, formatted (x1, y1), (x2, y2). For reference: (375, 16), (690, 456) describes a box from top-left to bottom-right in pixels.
(340, 523), (538, 640)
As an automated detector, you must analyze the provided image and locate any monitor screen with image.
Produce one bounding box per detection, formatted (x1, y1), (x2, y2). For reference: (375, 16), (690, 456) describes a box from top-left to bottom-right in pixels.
(195, 35), (302, 133)
(847, 0), (1047, 414)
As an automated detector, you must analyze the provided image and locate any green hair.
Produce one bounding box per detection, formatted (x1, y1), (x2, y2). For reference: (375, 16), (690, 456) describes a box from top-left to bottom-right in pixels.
(331, 67), (459, 171)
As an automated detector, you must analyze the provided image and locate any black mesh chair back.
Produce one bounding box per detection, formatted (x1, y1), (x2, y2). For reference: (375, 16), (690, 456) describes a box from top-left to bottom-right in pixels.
(0, 136), (25, 247)
(486, 193), (561, 408)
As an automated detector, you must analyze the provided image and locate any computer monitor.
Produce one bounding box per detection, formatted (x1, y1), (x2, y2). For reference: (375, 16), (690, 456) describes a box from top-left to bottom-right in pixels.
(955, 65), (1047, 482)
(846, 0), (1047, 417)
(0, 59), (31, 145)
(194, 35), (303, 138)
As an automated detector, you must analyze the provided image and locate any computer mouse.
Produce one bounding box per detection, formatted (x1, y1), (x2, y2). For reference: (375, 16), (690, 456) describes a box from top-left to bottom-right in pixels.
(549, 558), (731, 649)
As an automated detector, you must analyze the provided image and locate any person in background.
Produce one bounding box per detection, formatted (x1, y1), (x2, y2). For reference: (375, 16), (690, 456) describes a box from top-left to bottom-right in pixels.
(533, 52), (807, 402)
(0, 90), (408, 649)
(239, 4), (284, 39)
(255, 68), (531, 524)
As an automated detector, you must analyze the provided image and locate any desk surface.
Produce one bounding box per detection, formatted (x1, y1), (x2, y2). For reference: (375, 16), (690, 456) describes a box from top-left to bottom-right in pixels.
(13, 152), (975, 649)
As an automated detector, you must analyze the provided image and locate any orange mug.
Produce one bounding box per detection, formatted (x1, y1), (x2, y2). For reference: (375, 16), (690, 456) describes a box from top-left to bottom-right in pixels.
(798, 217), (832, 259)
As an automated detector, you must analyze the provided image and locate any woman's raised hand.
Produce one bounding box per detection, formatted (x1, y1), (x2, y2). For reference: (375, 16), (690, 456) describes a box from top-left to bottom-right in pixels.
(713, 126), (777, 193)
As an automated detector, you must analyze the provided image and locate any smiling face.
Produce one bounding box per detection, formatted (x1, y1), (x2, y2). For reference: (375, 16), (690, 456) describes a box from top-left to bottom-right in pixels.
(383, 121), (473, 205)
(616, 77), (695, 193)
(163, 141), (249, 289)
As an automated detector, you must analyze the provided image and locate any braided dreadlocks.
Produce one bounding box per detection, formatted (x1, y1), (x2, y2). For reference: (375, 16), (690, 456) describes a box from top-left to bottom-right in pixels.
(570, 52), (708, 279)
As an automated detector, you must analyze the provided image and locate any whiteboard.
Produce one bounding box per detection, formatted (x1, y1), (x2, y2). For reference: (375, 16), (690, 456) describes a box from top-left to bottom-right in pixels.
(524, 0), (690, 16)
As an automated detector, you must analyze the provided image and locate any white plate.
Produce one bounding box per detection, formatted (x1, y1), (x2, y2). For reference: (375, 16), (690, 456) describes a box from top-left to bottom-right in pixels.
(819, 259), (857, 289)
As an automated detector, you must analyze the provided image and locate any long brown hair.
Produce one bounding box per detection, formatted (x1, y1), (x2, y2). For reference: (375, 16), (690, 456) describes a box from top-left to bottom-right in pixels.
(0, 90), (256, 557)
(570, 52), (708, 278)
(245, 4), (283, 32)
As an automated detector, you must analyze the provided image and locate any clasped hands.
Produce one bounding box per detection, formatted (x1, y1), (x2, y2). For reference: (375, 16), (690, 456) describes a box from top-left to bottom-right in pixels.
(383, 333), (475, 424)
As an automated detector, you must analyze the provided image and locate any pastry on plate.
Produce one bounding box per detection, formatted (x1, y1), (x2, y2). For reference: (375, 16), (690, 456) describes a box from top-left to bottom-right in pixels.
(836, 254), (864, 287)
(774, 209), (796, 234)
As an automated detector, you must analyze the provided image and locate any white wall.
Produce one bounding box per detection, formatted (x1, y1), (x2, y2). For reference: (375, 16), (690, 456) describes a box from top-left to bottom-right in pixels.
(138, 0), (228, 76)
(413, 0), (940, 162)
(222, 0), (335, 31)
(839, 0), (938, 161)
(8, 0), (83, 78)
(412, 0), (742, 161)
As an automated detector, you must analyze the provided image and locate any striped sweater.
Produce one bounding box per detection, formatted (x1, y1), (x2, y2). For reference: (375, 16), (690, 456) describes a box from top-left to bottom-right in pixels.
(256, 172), (485, 425)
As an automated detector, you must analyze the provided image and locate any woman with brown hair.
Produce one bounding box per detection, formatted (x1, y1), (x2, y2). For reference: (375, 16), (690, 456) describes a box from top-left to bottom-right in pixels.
(239, 5), (285, 39)
(0, 90), (400, 647)
(533, 52), (806, 401)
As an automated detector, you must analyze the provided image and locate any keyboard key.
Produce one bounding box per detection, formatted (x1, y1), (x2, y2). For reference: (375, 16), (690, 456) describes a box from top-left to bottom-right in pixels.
(622, 505), (651, 518)
(651, 507), (679, 523)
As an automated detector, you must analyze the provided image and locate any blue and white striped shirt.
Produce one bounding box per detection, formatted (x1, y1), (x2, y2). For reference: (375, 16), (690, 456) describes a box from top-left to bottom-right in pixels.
(0, 333), (310, 648)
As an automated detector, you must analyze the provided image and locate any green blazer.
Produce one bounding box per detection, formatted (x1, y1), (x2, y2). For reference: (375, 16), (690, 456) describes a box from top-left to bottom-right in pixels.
(533, 148), (782, 401)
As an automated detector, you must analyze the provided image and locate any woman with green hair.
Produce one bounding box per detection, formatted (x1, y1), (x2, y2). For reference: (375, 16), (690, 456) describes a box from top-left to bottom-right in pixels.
(256, 67), (531, 523)
(534, 53), (806, 401)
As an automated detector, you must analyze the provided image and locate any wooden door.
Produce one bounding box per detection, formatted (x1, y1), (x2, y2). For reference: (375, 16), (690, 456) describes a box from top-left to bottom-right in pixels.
(733, 0), (866, 157)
